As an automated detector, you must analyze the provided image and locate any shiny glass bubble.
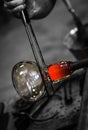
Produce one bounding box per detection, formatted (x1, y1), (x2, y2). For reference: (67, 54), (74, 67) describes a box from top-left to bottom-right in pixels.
(12, 61), (45, 101)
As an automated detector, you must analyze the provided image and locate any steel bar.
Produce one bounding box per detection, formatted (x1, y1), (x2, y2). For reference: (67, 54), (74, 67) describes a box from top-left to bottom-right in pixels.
(71, 58), (88, 71)
(21, 10), (50, 95)
(62, 0), (84, 33)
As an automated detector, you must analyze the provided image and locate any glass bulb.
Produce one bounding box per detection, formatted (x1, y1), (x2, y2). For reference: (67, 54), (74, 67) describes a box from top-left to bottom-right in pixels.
(12, 61), (45, 101)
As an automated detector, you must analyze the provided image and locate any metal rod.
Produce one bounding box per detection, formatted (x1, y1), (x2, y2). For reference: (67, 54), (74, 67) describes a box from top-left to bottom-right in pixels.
(62, 0), (73, 11)
(63, 83), (73, 105)
(21, 10), (49, 95)
(21, 10), (45, 67)
(26, 15), (55, 94)
(62, 0), (84, 31)
(68, 80), (73, 102)
(29, 23), (46, 68)
(71, 58), (88, 71)
(28, 21), (55, 94)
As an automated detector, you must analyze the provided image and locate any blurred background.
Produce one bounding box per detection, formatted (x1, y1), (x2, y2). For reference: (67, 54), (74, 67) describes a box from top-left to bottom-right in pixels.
(0, 0), (88, 103)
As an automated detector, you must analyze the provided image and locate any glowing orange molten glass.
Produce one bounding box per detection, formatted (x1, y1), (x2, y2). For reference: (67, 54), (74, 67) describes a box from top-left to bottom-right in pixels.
(48, 62), (73, 81)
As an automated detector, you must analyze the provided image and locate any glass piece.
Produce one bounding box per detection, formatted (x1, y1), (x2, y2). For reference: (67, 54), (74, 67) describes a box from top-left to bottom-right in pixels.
(12, 61), (44, 101)
(48, 61), (73, 81)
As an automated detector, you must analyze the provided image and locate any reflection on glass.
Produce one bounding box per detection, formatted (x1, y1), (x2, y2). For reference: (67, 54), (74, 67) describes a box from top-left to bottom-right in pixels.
(12, 61), (44, 101)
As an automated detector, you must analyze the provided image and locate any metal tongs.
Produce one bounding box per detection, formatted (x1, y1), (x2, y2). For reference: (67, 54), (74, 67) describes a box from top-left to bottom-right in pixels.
(20, 10), (54, 95)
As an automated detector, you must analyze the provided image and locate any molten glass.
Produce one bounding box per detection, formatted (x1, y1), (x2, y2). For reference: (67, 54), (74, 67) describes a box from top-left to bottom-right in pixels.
(48, 61), (73, 82)
(12, 61), (44, 101)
